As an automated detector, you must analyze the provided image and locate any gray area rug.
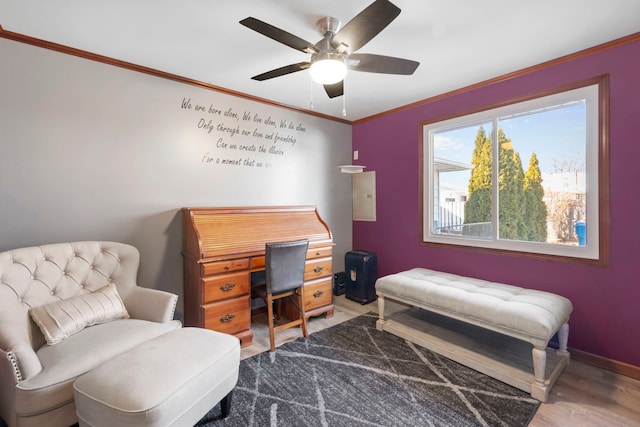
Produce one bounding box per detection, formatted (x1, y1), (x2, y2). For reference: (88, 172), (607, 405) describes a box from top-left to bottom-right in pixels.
(197, 312), (539, 426)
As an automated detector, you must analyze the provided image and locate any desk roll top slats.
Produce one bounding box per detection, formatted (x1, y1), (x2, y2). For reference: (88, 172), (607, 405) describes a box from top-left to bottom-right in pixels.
(182, 206), (334, 347)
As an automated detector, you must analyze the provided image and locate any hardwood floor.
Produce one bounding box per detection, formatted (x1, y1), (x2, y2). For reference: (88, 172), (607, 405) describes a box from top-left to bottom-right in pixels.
(530, 358), (640, 426)
(245, 294), (640, 426)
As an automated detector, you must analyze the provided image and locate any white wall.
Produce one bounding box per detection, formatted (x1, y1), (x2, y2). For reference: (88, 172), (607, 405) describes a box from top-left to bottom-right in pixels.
(0, 38), (353, 319)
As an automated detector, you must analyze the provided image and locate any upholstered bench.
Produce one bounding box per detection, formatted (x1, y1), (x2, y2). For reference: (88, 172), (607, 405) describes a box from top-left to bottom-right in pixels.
(73, 327), (240, 427)
(375, 268), (573, 401)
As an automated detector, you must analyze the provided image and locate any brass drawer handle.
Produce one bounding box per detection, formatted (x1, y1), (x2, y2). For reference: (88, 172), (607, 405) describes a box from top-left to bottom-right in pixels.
(220, 314), (236, 323)
(315, 251), (321, 256)
(224, 265), (230, 271)
(313, 290), (324, 298)
(313, 266), (324, 273)
(220, 283), (236, 292)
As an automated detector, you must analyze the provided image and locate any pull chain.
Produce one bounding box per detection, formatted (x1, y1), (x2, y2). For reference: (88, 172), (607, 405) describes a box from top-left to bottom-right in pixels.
(342, 77), (347, 117)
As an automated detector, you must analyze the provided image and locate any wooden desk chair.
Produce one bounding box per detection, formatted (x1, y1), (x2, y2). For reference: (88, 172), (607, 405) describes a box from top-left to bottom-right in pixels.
(253, 239), (309, 352)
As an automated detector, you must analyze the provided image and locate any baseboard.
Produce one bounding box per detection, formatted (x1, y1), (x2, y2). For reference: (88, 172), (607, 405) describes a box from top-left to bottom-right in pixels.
(570, 347), (640, 380)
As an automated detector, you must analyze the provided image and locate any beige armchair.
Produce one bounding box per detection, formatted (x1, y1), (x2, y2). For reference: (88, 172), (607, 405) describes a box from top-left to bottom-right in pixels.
(0, 241), (181, 427)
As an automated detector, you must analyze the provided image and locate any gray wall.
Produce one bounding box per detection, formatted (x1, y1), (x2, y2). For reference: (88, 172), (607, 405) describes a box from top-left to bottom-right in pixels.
(0, 38), (353, 320)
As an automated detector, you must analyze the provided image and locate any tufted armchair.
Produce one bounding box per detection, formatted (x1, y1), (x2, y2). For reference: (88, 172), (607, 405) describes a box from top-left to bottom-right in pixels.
(0, 241), (181, 427)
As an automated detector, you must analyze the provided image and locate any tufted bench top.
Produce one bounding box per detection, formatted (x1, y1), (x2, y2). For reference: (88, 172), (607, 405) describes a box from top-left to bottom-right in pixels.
(375, 268), (573, 346)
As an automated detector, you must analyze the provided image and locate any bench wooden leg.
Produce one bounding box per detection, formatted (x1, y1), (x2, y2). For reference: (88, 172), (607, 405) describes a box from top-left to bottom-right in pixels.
(557, 322), (569, 356)
(532, 346), (547, 386)
(531, 346), (549, 401)
(376, 295), (385, 331)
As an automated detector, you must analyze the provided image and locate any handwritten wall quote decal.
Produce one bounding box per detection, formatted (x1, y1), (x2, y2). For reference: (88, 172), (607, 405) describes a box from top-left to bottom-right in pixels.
(180, 97), (307, 169)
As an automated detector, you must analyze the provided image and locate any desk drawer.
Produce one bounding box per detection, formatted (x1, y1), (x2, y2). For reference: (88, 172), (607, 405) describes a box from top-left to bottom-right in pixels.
(304, 258), (332, 281)
(304, 278), (333, 311)
(202, 296), (250, 335)
(202, 272), (250, 303)
(202, 258), (249, 276)
(307, 247), (332, 260)
(250, 256), (265, 270)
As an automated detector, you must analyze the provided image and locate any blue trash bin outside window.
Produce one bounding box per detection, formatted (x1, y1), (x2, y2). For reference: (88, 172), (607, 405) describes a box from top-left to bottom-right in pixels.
(575, 221), (586, 246)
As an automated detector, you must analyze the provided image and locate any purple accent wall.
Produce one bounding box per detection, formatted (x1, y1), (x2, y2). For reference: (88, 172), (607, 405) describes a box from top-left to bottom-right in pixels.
(352, 36), (640, 367)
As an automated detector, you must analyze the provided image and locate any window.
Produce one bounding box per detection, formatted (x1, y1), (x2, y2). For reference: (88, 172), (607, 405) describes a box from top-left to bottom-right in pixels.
(421, 77), (608, 263)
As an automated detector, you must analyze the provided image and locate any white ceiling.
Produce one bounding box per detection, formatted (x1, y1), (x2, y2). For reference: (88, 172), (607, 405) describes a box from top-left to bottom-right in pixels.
(2, 0), (639, 121)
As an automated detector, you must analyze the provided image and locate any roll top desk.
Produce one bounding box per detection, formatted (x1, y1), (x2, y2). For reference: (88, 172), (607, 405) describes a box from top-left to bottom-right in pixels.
(182, 206), (334, 347)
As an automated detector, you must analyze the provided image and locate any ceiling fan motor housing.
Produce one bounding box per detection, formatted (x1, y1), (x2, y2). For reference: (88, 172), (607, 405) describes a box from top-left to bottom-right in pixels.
(310, 20), (347, 85)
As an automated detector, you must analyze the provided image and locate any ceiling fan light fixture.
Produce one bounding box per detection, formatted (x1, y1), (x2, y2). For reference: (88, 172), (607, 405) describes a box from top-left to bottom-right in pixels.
(309, 53), (347, 85)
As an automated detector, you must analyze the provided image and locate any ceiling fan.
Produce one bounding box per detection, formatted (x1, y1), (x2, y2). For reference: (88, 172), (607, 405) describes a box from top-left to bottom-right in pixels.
(240, 0), (420, 98)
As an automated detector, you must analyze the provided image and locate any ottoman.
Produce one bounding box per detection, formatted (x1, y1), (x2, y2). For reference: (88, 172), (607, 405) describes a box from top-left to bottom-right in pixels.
(73, 327), (240, 427)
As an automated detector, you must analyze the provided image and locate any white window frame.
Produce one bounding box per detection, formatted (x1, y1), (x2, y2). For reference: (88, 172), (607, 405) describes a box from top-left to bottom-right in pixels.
(422, 79), (607, 262)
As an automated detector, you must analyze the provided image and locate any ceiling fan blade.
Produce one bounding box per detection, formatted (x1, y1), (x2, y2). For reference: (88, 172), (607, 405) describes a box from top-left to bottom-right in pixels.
(347, 53), (419, 75)
(323, 80), (344, 98)
(331, 0), (401, 55)
(240, 17), (319, 54)
(251, 62), (311, 81)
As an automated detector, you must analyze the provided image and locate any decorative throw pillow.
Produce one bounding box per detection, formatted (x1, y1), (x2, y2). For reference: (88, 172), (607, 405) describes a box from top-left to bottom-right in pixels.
(30, 283), (130, 345)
